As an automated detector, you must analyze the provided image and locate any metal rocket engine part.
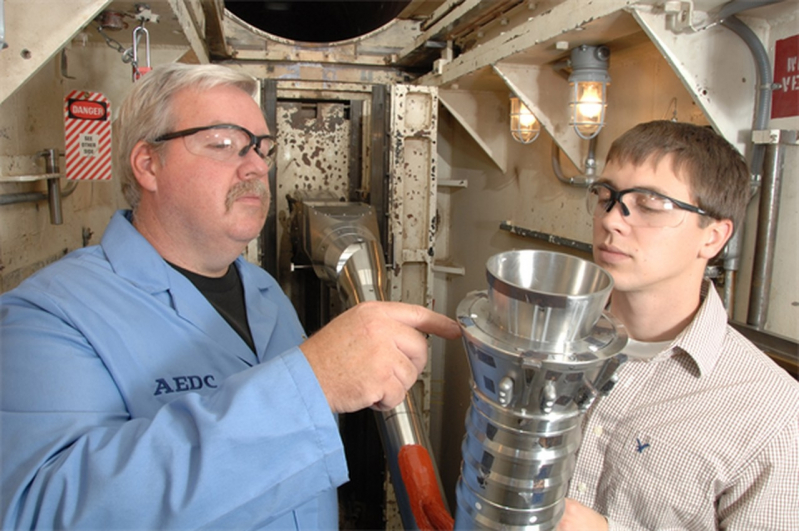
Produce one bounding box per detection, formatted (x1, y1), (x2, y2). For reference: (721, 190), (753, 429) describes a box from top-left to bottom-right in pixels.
(455, 250), (627, 531)
(298, 196), (451, 530)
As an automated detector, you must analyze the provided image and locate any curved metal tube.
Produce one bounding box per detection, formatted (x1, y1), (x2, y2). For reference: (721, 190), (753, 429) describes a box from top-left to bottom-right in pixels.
(298, 198), (452, 531)
(721, 14), (771, 179)
(551, 136), (598, 187)
(719, 9), (778, 312)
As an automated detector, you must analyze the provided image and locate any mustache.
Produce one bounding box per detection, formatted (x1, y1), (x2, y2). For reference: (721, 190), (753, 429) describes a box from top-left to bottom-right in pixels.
(225, 179), (270, 211)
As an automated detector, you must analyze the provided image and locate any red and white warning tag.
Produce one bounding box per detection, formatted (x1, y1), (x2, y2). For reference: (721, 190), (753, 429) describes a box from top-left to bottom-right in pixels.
(64, 91), (112, 181)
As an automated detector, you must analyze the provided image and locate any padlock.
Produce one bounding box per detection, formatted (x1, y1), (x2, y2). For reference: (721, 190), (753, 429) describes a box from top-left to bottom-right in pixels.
(131, 25), (151, 82)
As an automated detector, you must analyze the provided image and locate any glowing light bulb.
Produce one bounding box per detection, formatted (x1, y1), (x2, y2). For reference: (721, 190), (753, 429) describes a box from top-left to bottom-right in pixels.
(576, 82), (603, 120)
(519, 105), (537, 127)
(510, 96), (540, 144)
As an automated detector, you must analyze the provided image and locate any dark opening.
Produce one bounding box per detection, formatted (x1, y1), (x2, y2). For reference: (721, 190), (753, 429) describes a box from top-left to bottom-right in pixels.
(225, 1), (411, 43)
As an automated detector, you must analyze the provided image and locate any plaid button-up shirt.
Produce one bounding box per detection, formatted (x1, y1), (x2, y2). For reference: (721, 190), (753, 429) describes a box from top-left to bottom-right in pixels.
(568, 282), (799, 530)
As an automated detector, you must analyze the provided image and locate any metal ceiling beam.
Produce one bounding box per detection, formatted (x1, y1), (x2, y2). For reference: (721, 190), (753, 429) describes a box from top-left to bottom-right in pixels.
(630, 4), (758, 153)
(0, 0), (112, 105)
(394, 0), (497, 65)
(439, 87), (510, 173)
(416, 0), (633, 87)
(167, 0), (209, 64)
(200, 0), (229, 59)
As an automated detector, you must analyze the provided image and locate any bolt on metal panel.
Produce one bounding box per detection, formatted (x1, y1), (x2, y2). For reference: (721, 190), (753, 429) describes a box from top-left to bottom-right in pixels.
(383, 83), (440, 530)
(386, 86), (439, 402)
(387, 85), (439, 307)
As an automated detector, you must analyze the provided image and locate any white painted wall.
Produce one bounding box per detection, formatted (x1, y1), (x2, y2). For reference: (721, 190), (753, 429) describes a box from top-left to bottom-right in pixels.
(0, 45), (188, 292)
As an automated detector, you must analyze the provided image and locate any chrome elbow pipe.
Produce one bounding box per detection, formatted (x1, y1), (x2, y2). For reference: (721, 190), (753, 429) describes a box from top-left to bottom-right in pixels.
(298, 197), (451, 530)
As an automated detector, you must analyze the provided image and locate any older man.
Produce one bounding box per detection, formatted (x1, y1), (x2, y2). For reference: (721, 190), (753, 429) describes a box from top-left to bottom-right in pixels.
(0, 63), (459, 530)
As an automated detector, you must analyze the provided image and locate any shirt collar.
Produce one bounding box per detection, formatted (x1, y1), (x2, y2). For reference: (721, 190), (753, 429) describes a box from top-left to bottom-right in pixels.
(668, 280), (728, 378)
(101, 210), (172, 293)
(101, 210), (274, 295)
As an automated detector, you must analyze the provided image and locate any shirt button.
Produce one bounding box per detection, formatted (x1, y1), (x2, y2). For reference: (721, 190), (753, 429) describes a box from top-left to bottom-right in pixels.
(578, 482), (587, 493)
(593, 425), (604, 437)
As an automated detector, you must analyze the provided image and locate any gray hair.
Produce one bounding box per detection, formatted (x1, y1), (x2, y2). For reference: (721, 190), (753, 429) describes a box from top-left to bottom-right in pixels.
(115, 63), (259, 210)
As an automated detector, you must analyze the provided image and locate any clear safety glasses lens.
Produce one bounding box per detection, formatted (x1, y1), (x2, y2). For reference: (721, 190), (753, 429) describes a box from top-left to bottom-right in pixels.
(182, 128), (275, 166)
(586, 184), (690, 228)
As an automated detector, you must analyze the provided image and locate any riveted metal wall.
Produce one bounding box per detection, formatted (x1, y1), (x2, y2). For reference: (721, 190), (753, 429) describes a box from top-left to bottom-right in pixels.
(387, 85), (438, 308)
(384, 83), (440, 527)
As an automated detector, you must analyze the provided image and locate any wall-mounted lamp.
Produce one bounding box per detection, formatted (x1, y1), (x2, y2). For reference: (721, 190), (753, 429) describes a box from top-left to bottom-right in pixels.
(510, 96), (541, 144)
(568, 45), (610, 139)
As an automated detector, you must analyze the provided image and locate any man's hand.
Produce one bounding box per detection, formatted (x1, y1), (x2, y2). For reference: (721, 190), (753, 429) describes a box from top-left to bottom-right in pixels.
(300, 301), (461, 413)
(557, 499), (608, 531)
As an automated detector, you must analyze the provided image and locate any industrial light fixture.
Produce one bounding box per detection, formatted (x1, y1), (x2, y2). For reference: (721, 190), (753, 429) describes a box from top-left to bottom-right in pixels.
(568, 44), (610, 139)
(510, 95), (541, 144)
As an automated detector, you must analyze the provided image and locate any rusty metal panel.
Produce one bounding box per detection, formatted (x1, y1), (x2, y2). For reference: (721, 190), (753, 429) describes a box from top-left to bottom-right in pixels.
(273, 101), (352, 290)
(348, 99), (364, 202)
(370, 85), (390, 257)
(383, 83), (439, 530)
(276, 101), (352, 204)
(387, 86), (438, 306)
(386, 85), (439, 316)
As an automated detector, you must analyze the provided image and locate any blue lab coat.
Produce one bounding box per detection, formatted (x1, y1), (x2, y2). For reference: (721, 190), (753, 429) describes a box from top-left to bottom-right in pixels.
(0, 210), (347, 530)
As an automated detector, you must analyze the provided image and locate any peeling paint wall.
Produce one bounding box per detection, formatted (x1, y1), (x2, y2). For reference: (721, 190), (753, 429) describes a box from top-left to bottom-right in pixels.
(273, 100), (353, 301)
(276, 102), (352, 202)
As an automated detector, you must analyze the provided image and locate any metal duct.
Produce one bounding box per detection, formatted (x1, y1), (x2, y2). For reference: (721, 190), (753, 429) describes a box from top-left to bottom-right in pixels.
(297, 196), (451, 530)
(455, 250), (627, 530)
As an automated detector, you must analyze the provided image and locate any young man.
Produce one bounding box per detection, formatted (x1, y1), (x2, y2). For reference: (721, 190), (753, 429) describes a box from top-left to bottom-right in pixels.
(558, 121), (798, 530)
(0, 63), (460, 529)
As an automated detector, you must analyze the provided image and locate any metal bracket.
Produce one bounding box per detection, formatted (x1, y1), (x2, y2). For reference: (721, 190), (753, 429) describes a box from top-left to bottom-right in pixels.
(664, 1), (694, 32)
(133, 3), (160, 25)
(751, 129), (799, 146)
(663, 0), (715, 33)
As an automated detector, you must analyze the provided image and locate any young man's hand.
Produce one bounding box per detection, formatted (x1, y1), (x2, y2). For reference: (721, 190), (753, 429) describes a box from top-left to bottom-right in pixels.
(557, 498), (609, 531)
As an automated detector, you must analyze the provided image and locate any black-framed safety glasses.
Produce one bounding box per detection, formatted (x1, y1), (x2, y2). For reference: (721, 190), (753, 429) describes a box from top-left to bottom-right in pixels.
(587, 181), (708, 228)
(154, 124), (276, 165)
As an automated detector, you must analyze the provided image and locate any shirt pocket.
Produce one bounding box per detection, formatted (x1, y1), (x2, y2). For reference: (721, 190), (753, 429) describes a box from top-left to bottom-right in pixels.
(599, 432), (717, 531)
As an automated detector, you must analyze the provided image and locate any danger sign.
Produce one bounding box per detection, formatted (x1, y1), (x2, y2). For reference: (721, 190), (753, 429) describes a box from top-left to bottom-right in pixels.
(67, 99), (108, 121)
(772, 34), (799, 119)
(64, 91), (112, 181)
